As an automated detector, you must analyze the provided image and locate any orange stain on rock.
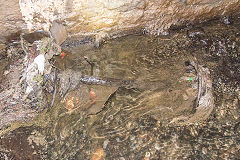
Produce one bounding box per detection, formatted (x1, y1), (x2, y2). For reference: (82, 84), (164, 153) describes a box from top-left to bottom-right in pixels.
(89, 90), (97, 104)
(91, 147), (104, 160)
(63, 95), (79, 111)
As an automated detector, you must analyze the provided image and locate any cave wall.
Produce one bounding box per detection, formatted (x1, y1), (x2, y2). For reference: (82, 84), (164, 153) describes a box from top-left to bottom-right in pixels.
(1, 0), (240, 42)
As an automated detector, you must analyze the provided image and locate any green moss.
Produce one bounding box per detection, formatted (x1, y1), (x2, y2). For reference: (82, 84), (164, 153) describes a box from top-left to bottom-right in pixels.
(33, 74), (44, 85)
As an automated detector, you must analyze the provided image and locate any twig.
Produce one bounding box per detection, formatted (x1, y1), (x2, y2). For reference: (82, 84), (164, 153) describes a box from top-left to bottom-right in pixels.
(50, 68), (58, 107)
(84, 56), (95, 67)
(61, 77), (71, 99)
(84, 56), (95, 76)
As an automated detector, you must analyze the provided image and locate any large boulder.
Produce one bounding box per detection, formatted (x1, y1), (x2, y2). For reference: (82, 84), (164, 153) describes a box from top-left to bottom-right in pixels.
(0, 0), (240, 42)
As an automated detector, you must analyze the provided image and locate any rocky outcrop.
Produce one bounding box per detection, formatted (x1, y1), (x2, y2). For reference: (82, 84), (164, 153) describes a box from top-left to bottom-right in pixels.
(0, 0), (25, 42)
(1, 0), (240, 42)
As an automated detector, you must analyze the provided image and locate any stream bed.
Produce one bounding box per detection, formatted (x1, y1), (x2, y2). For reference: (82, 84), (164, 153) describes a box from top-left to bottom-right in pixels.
(0, 16), (240, 159)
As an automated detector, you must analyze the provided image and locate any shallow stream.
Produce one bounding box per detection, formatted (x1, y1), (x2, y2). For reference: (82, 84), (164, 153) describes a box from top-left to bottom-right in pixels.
(0, 16), (239, 159)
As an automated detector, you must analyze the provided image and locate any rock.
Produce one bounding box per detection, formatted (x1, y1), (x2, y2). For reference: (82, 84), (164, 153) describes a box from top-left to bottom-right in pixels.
(50, 21), (67, 45)
(103, 139), (109, 149)
(61, 84), (118, 115)
(34, 54), (45, 75)
(0, 37), (61, 129)
(182, 93), (189, 101)
(91, 147), (105, 160)
(0, 0), (24, 42)
(1, 0), (238, 44)
(23, 31), (49, 44)
(19, 0), (240, 39)
(0, 43), (6, 51)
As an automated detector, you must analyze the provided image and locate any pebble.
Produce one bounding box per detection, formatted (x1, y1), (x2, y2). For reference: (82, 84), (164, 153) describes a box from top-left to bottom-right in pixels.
(202, 147), (207, 154)
(154, 143), (161, 150)
(91, 147), (104, 160)
(0, 43), (6, 50)
(103, 139), (109, 149)
(145, 152), (151, 159)
(182, 93), (189, 101)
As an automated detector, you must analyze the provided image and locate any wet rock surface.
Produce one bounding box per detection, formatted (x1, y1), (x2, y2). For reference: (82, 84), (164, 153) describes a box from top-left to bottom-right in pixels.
(0, 36), (61, 129)
(0, 17), (240, 159)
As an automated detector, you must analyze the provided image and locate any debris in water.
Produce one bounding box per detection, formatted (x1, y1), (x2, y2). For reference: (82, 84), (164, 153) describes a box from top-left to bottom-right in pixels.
(63, 95), (80, 111)
(60, 51), (66, 59)
(171, 59), (214, 125)
(89, 90), (97, 105)
(189, 77), (194, 82)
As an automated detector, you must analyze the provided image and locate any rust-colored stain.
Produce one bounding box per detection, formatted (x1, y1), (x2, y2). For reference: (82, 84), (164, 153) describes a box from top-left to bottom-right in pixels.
(91, 147), (104, 160)
(63, 95), (79, 111)
(89, 90), (97, 105)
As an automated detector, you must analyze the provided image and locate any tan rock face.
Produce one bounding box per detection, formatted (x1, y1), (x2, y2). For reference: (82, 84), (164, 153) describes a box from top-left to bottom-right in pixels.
(1, 0), (240, 42)
(0, 0), (25, 42)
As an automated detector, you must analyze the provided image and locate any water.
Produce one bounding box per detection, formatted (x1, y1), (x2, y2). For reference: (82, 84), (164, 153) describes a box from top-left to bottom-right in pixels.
(57, 34), (199, 125)
(0, 16), (240, 159)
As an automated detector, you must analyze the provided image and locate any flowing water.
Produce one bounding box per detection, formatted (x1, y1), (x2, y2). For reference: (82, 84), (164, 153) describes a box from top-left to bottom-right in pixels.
(0, 16), (239, 159)
(57, 34), (198, 123)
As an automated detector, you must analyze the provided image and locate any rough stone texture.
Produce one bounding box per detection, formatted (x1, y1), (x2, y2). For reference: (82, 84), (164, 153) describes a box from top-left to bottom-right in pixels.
(0, 0), (25, 42)
(0, 15), (240, 160)
(0, 0), (239, 42)
(50, 21), (68, 45)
